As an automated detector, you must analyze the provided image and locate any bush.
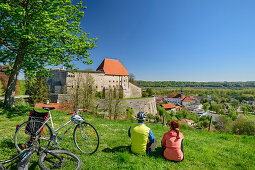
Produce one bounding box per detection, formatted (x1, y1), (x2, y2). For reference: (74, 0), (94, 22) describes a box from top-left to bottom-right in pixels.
(125, 107), (135, 122)
(179, 122), (195, 130)
(196, 120), (210, 128)
(147, 113), (156, 120)
(232, 115), (255, 136)
(215, 115), (232, 133)
(14, 98), (27, 106)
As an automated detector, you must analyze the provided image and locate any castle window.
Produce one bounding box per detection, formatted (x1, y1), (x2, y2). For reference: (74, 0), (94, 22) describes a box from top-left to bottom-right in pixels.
(116, 81), (118, 83)
(113, 80), (115, 82)
(109, 80), (111, 83)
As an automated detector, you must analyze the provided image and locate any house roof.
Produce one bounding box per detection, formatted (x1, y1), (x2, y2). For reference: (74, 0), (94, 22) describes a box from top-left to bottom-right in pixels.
(167, 94), (186, 99)
(96, 58), (129, 76)
(182, 96), (192, 102)
(162, 103), (176, 109)
(180, 119), (195, 124)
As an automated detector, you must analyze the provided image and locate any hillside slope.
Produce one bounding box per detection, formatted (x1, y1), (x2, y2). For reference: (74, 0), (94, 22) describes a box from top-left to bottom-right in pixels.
(0, 110), (254, 169)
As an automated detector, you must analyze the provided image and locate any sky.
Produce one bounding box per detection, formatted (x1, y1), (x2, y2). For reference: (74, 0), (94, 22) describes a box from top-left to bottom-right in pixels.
(72, 0), (255, 82)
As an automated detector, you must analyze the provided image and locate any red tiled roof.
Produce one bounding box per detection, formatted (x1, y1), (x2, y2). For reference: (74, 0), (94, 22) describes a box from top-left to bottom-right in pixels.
(162, 103), (176, 109)
(167, 93), (185, 99)
(180, 119), (195, 124)
(96, 58), (129, 76)
(182, 96), (192, 102)
(35, 103), (74, 111)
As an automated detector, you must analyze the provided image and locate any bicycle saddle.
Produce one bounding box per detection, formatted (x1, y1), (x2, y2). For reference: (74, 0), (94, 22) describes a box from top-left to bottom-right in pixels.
(42, 107), (55, 111)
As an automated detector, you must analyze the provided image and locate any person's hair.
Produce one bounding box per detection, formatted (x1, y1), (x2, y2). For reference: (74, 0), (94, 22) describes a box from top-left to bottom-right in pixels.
(170, 120), (180, 139)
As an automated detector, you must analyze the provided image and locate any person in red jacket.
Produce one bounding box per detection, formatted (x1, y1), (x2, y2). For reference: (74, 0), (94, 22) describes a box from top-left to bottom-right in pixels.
(161, 120), (184, 161)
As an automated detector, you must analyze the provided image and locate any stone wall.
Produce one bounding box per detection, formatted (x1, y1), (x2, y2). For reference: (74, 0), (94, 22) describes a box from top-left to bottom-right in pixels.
(96, 97), (157, 115)
(125, 97), (157, 115)
(50, 94), (157, 115)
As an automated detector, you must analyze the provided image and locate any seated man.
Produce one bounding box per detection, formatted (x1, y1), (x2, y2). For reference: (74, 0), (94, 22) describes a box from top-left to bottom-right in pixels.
(128, 112), (157, 155)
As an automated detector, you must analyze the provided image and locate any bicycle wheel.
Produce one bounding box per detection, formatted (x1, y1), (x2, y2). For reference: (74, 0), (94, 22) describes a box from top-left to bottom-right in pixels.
(73, 122), (99, 154)
(14, 120), (52, 152)
(38, 150), (82, 170)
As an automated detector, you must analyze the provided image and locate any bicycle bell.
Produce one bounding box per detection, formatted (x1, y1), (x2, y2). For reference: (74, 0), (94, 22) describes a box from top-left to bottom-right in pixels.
(71, 114), (84, 124)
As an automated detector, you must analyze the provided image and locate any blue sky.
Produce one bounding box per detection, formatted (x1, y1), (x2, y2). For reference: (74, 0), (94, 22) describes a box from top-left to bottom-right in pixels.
(73, 0), (255, 82)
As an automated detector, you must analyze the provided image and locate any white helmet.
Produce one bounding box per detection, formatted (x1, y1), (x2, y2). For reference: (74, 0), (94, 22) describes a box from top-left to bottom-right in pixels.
(71, 114), (84, 124)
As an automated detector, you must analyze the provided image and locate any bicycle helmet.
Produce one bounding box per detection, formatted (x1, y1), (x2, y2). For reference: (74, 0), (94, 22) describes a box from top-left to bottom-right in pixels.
(71, 114), (84, 124)
(137, 112), (146, 121)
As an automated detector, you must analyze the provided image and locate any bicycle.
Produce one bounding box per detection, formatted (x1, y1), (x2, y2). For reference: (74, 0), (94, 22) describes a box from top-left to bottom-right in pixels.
(14, 107), (99, 155)
(0, 145), (82, 170)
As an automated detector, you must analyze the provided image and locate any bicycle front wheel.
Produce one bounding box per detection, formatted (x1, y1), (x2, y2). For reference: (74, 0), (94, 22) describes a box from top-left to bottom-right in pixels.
(14, 120), (52, 152)
(38, 150), (82, 170)
(73, 122), (99, 154)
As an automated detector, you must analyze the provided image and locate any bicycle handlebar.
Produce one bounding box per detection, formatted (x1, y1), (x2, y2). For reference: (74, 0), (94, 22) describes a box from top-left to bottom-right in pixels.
(66, 109), (88, 115)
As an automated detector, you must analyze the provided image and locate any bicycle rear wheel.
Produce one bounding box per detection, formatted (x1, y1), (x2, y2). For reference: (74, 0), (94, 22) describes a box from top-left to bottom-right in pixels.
(73, 122), (99, 154)
(38, 150), (82, 170)
(14, 120), (52, 152)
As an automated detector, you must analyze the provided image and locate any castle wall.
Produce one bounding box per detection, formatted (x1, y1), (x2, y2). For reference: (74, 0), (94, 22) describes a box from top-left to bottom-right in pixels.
(125, 83), (142, 98)
(125, 97), (157, 115)
(96, 97), (157, 115)
(48, 69), (141, 98)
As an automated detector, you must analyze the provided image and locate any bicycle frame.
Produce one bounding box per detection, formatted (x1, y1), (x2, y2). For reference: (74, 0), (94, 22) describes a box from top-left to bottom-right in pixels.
(33, 110), (77, 141)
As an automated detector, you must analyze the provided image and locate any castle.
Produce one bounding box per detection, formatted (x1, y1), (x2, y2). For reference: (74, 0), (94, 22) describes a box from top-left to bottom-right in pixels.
(47, 58), (142, 100)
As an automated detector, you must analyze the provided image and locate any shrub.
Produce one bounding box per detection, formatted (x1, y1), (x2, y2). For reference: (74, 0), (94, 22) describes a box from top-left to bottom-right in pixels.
(179, 122), (195, 130)
(125, 107), (135, 122)
(232, 115), (255, 136)
(196, 120), (210, 128)
(215, 115), (232, 133)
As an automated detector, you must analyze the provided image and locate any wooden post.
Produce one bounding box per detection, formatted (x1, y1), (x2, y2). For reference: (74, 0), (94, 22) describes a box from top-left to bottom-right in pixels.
(208, 116), (213, 131)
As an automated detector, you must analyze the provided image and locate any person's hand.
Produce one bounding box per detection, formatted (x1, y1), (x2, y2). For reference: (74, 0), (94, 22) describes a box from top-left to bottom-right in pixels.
(131, 115), (137, 119)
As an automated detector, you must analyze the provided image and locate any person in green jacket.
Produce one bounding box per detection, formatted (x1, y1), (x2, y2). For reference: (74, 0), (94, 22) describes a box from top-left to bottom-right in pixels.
(128, 112), (157, 155)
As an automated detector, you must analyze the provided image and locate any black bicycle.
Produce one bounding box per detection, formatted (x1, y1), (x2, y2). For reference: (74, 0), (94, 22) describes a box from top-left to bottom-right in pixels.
(0, 145), (82, 170)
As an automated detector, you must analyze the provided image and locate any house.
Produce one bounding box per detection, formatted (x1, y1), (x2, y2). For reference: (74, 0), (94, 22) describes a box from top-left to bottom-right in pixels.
(180, 119), (195, 126)
(182, 96), (193, 107)
(186, 103), (203, 110)
(161, 103), (176, 112)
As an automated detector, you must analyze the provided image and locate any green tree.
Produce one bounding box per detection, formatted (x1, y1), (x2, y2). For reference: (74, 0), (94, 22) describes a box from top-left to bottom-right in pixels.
(129, 73), (136, 84)
(203, 103), (209, 111)
(228, 108), (238, 121)
(0, 0), (97, 107)
(28, 73), (49, 104)
(241, 104), (253, 114)
(146, 88), (154, 96)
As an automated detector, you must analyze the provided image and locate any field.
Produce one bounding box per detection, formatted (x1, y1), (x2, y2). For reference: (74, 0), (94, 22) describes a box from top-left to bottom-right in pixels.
(0, 107), (254, 170)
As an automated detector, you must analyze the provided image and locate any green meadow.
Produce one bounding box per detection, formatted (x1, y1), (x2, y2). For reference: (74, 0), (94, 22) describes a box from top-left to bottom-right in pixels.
(0, 107), (254, 170)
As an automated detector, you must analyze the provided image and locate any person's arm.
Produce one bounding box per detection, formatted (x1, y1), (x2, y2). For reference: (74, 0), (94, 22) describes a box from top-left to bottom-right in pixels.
(128, 126), (131, 138)
(148, 130), (155, 143)
(161, 134), (166, 152)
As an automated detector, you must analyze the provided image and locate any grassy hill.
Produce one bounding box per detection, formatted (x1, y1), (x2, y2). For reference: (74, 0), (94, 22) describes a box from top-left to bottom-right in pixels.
(0, 108), (254, 169)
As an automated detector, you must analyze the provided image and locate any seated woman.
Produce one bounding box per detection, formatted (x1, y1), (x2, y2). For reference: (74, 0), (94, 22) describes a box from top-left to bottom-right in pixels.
(161, 120), (184, 161)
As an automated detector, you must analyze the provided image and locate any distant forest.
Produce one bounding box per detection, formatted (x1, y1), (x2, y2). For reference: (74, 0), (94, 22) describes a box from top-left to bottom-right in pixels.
(136, 81), (255, 88)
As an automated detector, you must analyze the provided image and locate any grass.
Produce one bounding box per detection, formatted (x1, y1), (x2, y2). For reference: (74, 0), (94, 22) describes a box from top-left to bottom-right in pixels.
(0, 107), (254, 169)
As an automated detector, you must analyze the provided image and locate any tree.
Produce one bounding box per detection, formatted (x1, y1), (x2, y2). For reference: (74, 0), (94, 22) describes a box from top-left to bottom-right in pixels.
(0, 0), (97, 107)
(27, 72), (50, 104)
(241, 104), (253, 114)
(203, 103), (209, 111)
(129, 73), (136, 84)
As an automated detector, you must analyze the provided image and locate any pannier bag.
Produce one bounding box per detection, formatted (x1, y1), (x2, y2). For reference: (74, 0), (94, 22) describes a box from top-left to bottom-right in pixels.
(25, 110), (49, 135)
